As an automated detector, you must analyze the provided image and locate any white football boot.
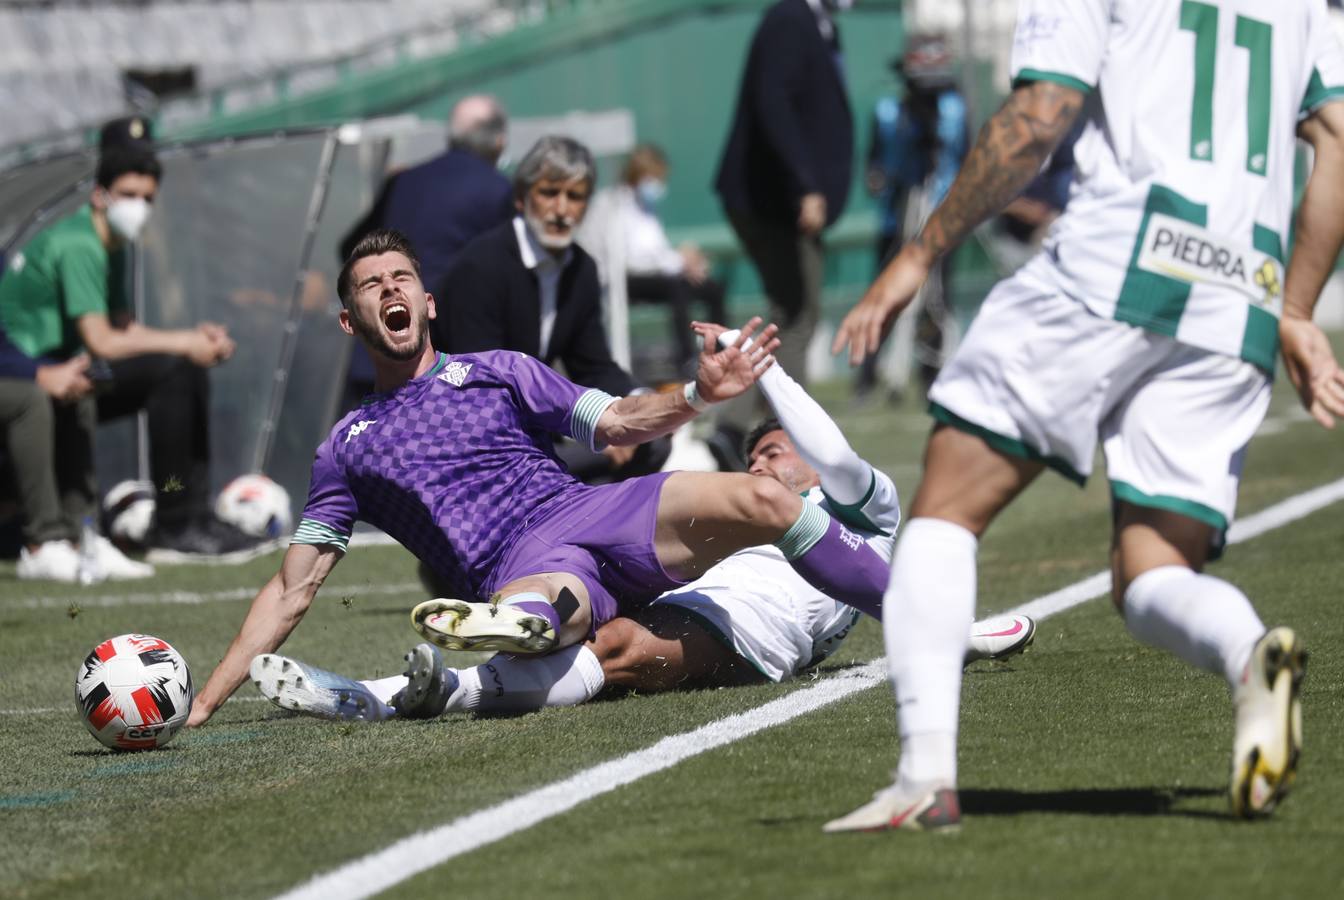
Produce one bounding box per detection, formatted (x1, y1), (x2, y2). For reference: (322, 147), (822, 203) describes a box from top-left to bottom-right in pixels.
(250, 654), (390, 721)
(964, 614), (1036, 664)
(823, 778), (962, 834)
(411, 598), (556, 654)
(1230, 627), (1306, 818)
(390, 643), (458, 719)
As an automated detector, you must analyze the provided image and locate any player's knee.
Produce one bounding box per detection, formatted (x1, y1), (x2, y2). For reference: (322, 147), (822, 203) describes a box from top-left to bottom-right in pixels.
(738, 475), (800, 531)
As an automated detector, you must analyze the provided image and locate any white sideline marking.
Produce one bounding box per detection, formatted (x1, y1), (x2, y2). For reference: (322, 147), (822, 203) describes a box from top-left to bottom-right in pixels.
(273, 477), (1344, 900)
(16, 581), (421, 611)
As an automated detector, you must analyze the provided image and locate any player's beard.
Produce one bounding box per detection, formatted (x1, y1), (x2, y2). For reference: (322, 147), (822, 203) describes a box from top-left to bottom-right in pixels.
(350, 303), (428, 362)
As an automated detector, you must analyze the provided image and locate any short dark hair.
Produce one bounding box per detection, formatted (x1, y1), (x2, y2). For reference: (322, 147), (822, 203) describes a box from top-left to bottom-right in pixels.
(743, 417), (783, 461)
(95, 145), (162, 189)
(337, 229), (422, 309)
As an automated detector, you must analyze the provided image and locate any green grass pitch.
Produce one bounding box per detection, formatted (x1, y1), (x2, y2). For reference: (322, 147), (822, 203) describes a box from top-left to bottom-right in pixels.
(2, 372), (1343, 899)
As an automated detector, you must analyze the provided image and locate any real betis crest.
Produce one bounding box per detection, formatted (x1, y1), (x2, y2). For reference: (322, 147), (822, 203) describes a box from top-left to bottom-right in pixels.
(439, 361), (473, 387)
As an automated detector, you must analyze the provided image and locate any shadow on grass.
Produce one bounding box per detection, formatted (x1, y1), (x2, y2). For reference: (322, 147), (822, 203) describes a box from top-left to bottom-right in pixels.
(760, 786), (1229, 828)
(962, 785), (1227, 819)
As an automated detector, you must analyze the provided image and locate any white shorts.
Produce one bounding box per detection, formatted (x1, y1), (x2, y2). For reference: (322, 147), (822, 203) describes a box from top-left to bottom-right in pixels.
(928, 263), (1271, 536)
(650, 551), (861, 683)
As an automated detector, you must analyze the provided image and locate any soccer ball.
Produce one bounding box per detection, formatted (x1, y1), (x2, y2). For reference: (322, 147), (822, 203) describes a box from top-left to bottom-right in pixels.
(215, 474), (292, 539)
(75, 633), (193, 751)
(102, 479), (156, 548)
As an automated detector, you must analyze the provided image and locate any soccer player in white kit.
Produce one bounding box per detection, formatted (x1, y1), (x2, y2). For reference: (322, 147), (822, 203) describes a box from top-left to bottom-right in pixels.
(826, 0), (1344, 831)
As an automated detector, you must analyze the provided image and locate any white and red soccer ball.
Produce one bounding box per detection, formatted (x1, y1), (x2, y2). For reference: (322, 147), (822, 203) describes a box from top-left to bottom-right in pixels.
(215, 473), (292, 539)
(75, 633), (193, 751)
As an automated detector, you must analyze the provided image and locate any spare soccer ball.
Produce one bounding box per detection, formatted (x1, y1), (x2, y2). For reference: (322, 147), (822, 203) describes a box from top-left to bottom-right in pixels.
(75, 633), (193, 751)
(215, 474), (292, 539)
(102, 479), (156, 548)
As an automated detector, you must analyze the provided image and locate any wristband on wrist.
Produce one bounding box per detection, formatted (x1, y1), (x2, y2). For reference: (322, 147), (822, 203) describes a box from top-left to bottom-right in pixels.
(683, 380), (711, 412)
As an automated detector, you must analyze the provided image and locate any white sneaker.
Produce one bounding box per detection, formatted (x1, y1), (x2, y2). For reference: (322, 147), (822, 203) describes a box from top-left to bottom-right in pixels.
(411, 598), (557, 654)
(17, 540), (84, 583)
(823, 779), (961, 833)
(250, 654), (390, 722)
(965, 614), (1036, 664)
(1230, 627), (1306, 818)
(94, 535), (154, 580)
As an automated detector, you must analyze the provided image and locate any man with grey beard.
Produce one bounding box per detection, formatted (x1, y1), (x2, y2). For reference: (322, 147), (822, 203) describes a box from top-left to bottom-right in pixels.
(433, 135), (632, 397)
(434, 136), (666, 483)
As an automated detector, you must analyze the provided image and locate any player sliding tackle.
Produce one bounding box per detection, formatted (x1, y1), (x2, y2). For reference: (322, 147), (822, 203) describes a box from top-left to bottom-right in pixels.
(246, 333), (1035, 721)
(822, 0), (1344, 832)
(187, 229), (900, 727)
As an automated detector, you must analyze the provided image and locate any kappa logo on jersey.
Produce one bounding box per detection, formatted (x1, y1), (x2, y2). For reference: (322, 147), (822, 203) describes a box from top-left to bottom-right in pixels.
(438, 361), (473, 387)
(838, 525), (863, 551)
(344, 419), (377, 443)
(1138, 213), (1284, 310)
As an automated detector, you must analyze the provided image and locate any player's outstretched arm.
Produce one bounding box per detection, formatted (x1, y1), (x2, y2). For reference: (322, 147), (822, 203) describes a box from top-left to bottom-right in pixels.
(758, 360), (871, 505)
(1281, 102), (1344, 428)
(833, 80), (1085, 365)
(595, 317), (779, 447)
(186, 542), (343, 726)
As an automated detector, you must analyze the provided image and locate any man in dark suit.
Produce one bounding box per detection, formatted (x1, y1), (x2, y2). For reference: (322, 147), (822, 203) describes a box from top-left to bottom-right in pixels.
(435, 136), (662, 479)
(715, 0), (854, 385)
(434, 135), (630, 397)
(338, 95), (514, 406)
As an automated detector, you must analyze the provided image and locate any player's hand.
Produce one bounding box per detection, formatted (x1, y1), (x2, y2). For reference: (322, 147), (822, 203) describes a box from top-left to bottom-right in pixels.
(798, 193), (827, 236)
(690, 316), (779, 403)
(601, 444), (638, 470)
(185, 697), (213, 728)
(198, 321), (230, 342)
(1280, 313), (1344, 428)
(187, 325), (235, 366)
(35, 355), (93, 403)
(679, 244), (710, 284)
(831, 244), (931, 365)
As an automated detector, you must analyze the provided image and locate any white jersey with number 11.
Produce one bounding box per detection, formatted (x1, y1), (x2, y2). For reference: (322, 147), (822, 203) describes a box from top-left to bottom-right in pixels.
(1013, 0), (1344, 371)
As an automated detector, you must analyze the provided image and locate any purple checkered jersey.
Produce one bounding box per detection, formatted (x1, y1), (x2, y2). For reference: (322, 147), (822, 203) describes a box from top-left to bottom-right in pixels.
(292, 351), (617, 598)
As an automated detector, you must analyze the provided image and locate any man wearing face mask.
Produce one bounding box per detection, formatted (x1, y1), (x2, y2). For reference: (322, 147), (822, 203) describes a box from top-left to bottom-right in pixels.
(433, 136), (669, 484)
(0, 145), (268, 562)
(591, 143), (726, 378)
(715, 0), (854, 387)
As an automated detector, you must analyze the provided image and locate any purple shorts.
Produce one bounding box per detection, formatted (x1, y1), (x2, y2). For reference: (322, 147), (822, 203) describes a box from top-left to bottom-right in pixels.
(485, 471), (685, 635)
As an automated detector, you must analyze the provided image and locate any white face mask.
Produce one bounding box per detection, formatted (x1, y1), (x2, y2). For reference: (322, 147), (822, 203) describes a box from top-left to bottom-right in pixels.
(105, 196), (152, 242)
(635, 177), (667, 209)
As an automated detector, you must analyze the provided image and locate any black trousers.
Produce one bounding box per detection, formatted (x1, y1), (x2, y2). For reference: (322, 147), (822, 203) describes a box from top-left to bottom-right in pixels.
(626, 273), (727, 370)
(55, 354), (213, 529)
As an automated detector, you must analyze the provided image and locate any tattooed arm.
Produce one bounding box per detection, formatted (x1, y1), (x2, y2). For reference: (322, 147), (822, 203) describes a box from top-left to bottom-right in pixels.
(832, 80), (1086, 364)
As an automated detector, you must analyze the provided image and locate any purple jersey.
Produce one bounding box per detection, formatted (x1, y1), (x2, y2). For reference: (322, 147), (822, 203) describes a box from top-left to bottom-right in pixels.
(294, 351), (617, 598)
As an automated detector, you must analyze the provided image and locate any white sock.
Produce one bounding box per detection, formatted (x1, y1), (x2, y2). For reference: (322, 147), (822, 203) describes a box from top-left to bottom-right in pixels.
(885, 517), (977, 787)
(361, 675), (407, 706)
(1123, 565), (1263, 686)
(448, 645), (605, 713)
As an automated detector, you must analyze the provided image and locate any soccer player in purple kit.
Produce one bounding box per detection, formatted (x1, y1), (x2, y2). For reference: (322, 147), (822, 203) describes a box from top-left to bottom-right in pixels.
(187, 229), (894, 727)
